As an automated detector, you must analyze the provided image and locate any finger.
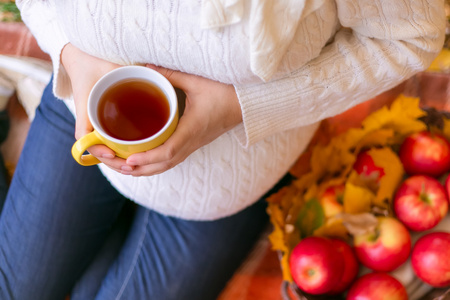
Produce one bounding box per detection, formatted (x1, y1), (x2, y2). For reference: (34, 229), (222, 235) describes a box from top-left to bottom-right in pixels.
(87, 144), (117, 160)
(125, 116), (196, 167)
(100, 162), (127, 175)
(121, 162), (174, 177)
(101, 163), (136, 175)
(89, 148), (135, 172)
(125, 143), (177, 166)
(124, 142), (186, 174)
(103, 159), (135, 173)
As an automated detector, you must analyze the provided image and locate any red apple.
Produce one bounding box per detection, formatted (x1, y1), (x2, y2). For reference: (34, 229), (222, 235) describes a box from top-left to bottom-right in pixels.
(394, 175), (448, 231)
(289, 236), (344, 295)
(411, 232), (450, 287)
(399, 131), (450, 177)
(327, 238), (359, 294)
(353, 217), (411, 272)
(346, 272), (408, 300)
(353, 150), (385, 182)
(319, 184), (345, 218)
(445, 173), (450, 200)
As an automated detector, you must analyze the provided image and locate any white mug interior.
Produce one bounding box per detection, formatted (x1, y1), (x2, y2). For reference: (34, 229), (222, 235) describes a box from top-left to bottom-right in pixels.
(87, 66), (178, 145)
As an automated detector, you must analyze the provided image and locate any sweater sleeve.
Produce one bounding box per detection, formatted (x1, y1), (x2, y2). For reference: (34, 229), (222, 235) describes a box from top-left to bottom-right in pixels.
(232, 0), (446, 147)
(16, 0), (72, 100)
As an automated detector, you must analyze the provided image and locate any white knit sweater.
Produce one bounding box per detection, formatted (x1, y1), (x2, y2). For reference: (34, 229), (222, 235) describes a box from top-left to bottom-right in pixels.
(17, 0), (445, 220)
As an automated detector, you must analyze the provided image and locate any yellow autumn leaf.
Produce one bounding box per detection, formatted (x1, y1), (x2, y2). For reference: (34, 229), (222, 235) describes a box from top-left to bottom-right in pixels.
(292, 172), (317, 193)
(309, 129), (360, 175)
(387, 99), (427, 136)
(267, 220), (292, 282)
(362, 95), (426, 135)
(309, 143), (344, 179)
(313, 217), (349, 240)
(332, 145), (358, 176)
(361, 106), (391, 131)
(266, 185), (303, 282)
(267, 214), (287, 252)
(428, 49), (450, 72)
(267, 200), (294, 282)
(343, 181), (375, 214)
(267, 185), (301, 215)
(267, 187), (303, 240)
(389, 94), (426, 120)
(354, 129), (395, 152)
(334, 127), (368, 152)
(301, 183), (318, 202)
(369, 148), (404, 211)
(280, 253), (292, 282)
(442, 117), (450, 141)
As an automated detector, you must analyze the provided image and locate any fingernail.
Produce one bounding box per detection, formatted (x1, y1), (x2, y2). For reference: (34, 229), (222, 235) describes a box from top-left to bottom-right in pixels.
(102, 153), (115, 159)
(121, 165), (133, 172)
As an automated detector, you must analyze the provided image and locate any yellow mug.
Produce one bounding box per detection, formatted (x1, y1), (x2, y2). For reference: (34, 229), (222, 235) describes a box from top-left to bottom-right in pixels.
(71, 66), (178, 166)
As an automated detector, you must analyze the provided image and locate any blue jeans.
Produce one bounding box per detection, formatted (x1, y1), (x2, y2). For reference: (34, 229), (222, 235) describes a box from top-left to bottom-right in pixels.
(0, 80), (269, 300)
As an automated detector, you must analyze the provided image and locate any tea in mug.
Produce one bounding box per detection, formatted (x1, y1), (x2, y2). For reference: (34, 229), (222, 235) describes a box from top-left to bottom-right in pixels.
(97, 79), (170, 141)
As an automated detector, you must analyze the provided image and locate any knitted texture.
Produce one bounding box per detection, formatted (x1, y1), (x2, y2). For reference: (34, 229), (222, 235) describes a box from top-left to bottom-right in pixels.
(16, 0), (445, 219)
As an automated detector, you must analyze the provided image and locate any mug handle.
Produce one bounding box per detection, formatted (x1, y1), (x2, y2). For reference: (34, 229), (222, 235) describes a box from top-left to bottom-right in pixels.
(71, 131), (103, 166)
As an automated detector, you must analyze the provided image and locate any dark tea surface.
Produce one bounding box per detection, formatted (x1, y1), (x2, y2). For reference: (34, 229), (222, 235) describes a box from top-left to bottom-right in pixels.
(98, 79), (170, 141)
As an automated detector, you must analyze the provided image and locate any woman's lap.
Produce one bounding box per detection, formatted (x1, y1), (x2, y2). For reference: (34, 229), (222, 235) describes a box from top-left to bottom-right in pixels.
(91, 198), (268, 300)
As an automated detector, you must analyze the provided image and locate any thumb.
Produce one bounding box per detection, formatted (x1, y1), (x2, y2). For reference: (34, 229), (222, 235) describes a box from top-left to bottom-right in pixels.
(73, 90), (93, 140)
(145, 64), (190, 90)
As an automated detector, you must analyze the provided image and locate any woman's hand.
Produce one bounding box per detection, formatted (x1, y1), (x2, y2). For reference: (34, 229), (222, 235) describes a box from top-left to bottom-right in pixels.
(121, 65), (243, 176)
(61, 43), (133, 172)
(62, 44), (242, 176)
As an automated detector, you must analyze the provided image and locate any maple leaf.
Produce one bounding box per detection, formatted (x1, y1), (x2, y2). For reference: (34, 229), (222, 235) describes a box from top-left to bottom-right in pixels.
(370, 147), (404, 211)
(362, 95), (426, 136)
(266, 186), (303, 281)
(354, 129), (395, 151)
(343, 181), (374, 214)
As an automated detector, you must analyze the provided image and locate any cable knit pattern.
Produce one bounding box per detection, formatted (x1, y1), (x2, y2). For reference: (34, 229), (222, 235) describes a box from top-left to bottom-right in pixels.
(16, 0), (445, 220)
(99, 125), (319, 220)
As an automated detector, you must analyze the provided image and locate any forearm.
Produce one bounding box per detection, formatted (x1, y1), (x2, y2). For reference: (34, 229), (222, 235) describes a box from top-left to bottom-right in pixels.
(233, 0), (445, 147)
